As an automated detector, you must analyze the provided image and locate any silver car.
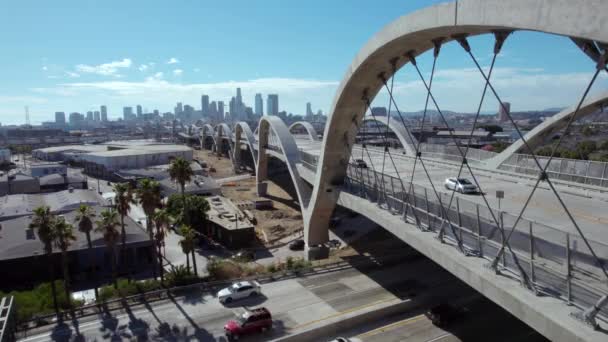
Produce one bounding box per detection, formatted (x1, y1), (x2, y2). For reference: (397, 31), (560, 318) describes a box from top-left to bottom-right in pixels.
(444, 178), (478, 194)
(217, 281), (261, 304)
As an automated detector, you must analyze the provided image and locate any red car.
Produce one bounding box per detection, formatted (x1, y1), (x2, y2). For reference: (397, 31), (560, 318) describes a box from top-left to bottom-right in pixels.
(224, 307), (272, 340)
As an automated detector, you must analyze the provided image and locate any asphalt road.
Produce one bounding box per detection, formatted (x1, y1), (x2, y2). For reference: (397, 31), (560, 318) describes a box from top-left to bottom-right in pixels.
(338, 296), (547, 342)
(18, 255), (463, 342)
(291, 138), (608, 247)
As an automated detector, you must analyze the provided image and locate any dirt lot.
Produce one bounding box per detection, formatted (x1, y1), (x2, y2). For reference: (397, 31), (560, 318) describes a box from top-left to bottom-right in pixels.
(194, 150), (237, 179)
(199, 152), (304, 244)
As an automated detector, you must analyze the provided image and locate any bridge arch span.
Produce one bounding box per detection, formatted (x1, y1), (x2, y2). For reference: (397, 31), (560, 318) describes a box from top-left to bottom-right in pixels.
(486, 91), (608, 168)
(289, 121), (319, 142)
(256, 116), (312, 216)
(233, 121), (258, 168)
(361, 116), (417, 155)
(304, 0), (608, 248)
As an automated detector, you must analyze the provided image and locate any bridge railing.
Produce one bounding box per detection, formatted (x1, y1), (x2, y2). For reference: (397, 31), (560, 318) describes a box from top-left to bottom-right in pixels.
(343, 165), (608, 319)
(499, 153), (608, 188)
(297, 149), (607, 318)
(417, 143), (608, 188)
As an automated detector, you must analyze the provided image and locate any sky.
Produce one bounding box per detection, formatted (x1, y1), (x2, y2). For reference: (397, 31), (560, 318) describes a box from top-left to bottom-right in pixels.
(0, 0), (606, 125)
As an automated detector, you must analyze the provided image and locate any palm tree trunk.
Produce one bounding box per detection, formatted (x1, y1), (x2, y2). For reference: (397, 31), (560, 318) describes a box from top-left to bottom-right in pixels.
(191, 250), (198, 277)
(86, 232), (99, 302)
(47, 247), (59, 316)
(61, 250), (72, 312)
(111, 247), (118, 289)
(185, 252), (190, 274)
(157, 244), (164, 282)
(147, 218), (158, 281)
(120, 214), (127, 278)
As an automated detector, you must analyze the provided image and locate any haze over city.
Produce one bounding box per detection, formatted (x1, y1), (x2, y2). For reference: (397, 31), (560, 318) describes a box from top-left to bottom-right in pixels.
(1, 0), (607, 125)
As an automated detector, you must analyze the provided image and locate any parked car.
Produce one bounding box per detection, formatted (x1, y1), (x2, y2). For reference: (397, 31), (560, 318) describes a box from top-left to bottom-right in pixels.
(217, 281), (261, 304)
(444, 177), (478, 194)
(289, 239), (305, 251)
(232, 249), (255, 262)
(224, 307), (272, 340)
(353, 159), (368, 168)
(328, 338), (350, 342)
(425, 303), (467, 327)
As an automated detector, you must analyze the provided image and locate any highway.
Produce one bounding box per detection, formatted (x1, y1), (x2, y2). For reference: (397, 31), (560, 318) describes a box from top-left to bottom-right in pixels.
(288, 138), (608, 250)
(335, 296), (547, 342)
(18, 255), (470, 341)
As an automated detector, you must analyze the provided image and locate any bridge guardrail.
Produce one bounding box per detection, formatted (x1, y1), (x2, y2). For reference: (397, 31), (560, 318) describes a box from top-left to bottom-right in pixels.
(16, 253), (412, 333)
(298, 149), (608, 319)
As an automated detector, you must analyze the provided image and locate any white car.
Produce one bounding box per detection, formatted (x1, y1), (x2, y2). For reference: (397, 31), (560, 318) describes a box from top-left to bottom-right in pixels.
(444, 178), (478, 194)
(217, 281), (261, 304)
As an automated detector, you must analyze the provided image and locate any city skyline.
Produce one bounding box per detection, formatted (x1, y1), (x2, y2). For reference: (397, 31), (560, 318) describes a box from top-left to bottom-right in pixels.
(1, 0), (607, 125)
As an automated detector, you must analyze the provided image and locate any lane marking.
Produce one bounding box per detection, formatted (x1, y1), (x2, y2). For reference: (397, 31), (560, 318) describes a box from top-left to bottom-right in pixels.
(425, 332), (452, 342)
(291, 297), (404, 331)
(356, 314), (425, 339)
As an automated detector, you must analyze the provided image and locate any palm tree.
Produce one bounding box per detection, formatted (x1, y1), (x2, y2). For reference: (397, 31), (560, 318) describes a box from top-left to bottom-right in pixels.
(179, 225), (199, 277)
(75, 204), (98, 301)
(135, 178), (162, 280)
(152, 208), (171, 282)
(113, 183), (133, 272)
(29, 206), (59, 315)
(95, 209), (121, 289)
(52, 216), (76, 311)
(168, 157), (193, 202)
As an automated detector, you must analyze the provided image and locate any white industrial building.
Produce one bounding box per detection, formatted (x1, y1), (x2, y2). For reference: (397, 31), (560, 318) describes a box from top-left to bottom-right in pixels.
(33, 140), (193, 179)
(0, 148), (10, 163)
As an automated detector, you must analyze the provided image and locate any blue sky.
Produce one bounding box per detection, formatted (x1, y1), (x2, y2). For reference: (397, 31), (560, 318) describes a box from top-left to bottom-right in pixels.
(0, 0), (605, 124)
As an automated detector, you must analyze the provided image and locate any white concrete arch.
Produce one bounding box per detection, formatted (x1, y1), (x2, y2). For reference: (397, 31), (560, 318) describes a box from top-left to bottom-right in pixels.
(200, 124), (216, 151)
(256, 116), (312, 214)
(304, 0), (608, 247)
(234, 121), (258, 167)
(361, 116), (417, 155)
(289, 121), (320, 142)
(486, 91), (608, 168)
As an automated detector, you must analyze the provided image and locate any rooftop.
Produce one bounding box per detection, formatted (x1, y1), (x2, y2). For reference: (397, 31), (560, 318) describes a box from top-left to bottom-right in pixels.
(207, 195), (254, 231)
(0, 205), (149, 260)
(0, 189), (106, 221)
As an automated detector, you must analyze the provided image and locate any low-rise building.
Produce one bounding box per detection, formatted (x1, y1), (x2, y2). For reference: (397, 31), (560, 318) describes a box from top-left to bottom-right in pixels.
(205, 196), (255, 249)
(0, 205), (153, 289)
(0, 149), (10, 164)
(29, 162), (67, 177)
(33, 140), (193, 179)
(0, 172), (40, 196)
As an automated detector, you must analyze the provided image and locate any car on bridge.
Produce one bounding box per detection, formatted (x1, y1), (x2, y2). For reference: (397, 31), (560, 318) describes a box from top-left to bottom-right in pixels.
(217, 280), (261, 304)
(353, 158), (368, 168)
(444, 177), (478, 194)
(224, 307), (272, 340)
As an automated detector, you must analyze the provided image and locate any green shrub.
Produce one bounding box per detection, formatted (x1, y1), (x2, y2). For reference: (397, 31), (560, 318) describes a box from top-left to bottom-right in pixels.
(286, 256), (294, 270)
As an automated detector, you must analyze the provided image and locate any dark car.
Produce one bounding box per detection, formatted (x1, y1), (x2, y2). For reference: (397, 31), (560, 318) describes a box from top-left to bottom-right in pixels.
(233, 249), (255, 262)
(354, 159), (368, 168)
(425, 303), (466, 326)
(289, 239), (305, 251)
(224, 307), (272, 340)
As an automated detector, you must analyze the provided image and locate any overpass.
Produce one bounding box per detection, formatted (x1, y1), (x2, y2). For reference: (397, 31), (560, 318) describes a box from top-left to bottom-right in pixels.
(192, 0), (608, 340)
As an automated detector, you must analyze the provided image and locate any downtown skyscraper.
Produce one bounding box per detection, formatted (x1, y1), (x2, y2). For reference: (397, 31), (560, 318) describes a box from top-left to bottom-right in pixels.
(255, 93), (263, 117)
(267, 94), (279, 116)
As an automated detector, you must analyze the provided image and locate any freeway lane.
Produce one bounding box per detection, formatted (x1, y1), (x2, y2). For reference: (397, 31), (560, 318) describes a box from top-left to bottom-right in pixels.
(290, 139), (608, 247)
(18, 255), (465, 341)
(336, 296), (548, 342)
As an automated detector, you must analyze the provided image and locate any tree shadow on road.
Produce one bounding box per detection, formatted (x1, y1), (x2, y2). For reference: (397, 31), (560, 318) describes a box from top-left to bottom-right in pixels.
(167, 293), (215, 341)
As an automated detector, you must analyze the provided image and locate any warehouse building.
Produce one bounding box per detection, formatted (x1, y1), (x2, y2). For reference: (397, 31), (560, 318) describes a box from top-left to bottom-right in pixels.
(33, 140), (193, 179)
